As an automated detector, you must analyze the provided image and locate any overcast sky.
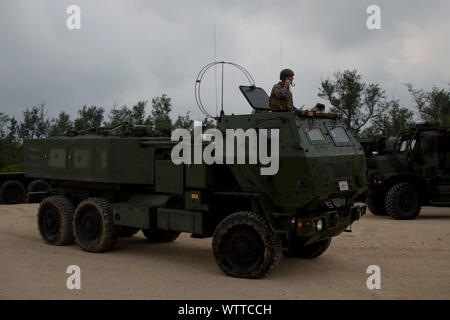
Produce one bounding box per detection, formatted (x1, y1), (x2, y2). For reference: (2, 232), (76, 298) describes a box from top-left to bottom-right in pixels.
(0, 0), (449, 123)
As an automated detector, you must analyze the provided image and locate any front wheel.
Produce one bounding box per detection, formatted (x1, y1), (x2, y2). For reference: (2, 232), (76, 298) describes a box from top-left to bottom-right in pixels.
(385, 182), (421, 220)
(285, 237), (331, 259)
(212, 211), (282, 279)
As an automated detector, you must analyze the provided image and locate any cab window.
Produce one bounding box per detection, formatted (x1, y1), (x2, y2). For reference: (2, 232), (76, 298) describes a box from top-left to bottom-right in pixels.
(307, 128), (325, 141)
(399, 140), (408, 152)
(328, 127), (351, 144)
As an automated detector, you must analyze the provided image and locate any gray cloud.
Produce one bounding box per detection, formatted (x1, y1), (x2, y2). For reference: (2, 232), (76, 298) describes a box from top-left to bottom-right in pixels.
(0, 0), (449, 123)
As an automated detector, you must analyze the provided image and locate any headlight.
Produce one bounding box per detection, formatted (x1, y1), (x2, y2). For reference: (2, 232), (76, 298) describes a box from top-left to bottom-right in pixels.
(317, 220), (323, 231)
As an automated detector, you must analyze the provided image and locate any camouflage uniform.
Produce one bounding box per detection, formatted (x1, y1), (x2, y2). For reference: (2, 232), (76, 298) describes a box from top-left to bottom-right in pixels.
(269, 82), (294, 111)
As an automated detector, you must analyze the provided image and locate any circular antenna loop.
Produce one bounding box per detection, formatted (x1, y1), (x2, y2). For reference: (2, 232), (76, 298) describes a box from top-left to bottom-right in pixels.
(195, 61), (255, 119)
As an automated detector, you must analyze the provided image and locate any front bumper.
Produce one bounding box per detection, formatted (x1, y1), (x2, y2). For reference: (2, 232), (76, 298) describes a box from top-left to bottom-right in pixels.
(296, 202), (367, 243)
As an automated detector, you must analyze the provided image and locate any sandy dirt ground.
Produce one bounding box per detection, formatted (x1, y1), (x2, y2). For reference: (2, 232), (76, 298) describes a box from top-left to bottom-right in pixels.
(0, 203), (449, 300)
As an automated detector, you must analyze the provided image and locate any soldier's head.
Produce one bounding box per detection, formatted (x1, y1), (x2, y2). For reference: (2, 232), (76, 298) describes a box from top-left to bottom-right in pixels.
(280, 68), (295, 81)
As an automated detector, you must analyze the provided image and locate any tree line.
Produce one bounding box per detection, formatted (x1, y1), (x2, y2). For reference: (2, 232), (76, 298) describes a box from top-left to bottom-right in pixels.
(0, 94), (214, 172)
(0, 94), (207, 142)
(318, 70), (449, 137)
(1, 70), (449, 172)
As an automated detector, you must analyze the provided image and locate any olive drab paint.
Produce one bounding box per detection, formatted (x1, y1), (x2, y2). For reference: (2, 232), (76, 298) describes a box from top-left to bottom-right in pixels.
(171, 126), (280, 175)
(25, 107), (368, 278)
(366, 123), (450, 219)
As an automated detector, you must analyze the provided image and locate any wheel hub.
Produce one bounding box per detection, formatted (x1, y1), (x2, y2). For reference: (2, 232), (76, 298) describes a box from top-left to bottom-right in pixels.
(224, 227), (264, 271)
(400, 193), (414, 211)
(43, 210), (59, 236)
(7, 188), (19, 201)
(80, 211), (101, 240)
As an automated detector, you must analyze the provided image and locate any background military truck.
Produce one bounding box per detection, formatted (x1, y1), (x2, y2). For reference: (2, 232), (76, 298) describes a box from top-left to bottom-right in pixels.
(366, 123), (450, 219)
(0, 172), (48, 204)
(358, 136), (388, 158)
(23, 87), (367, 279)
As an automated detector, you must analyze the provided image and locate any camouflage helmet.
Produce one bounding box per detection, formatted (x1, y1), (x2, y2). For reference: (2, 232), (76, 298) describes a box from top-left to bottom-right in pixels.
(280, 68), (295, 81)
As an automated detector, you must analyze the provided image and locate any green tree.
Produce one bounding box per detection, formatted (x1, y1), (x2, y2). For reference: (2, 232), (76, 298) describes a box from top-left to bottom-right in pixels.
(174, 111), (194, 131)
(151, 94), (173, 133)
(0, 114), (22, 171)
(0, 112), (9, 138)
(107, 105), (132, 128)
(18, 104), (51, 139)
(407, 84), (450, 125)
(130, 101), (147, 125)
(318, 70), (388, 136)
(107, 101), (149, 128)
(363, 99), (415, 137)
(7, 117), (19, 142)
(74, 105), (105, 132)
(202, 117), (215, 129)
(0, 140), (22, 172)
(49, 111), (74, 137)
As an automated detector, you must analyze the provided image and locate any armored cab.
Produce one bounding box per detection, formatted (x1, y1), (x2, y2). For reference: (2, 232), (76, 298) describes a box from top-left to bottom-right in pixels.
(366, 123), (450, 219)
(25, 91), (368, 279)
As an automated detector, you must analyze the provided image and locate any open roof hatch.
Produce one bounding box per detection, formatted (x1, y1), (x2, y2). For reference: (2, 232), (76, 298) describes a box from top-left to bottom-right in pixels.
(239, 85), (270, 111)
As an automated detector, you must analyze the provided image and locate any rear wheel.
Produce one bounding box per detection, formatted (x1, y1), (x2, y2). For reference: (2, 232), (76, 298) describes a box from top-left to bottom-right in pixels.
(285, 237), (331, 259)
(385, 182), (421, 220)
(212, 211), (282, 279)
(142, 229), (180, 242)
(366, 189), (388, 216)
(37, 196), (74, 245)
(0, 180), (26, 204)
(73, 198), (119, 252)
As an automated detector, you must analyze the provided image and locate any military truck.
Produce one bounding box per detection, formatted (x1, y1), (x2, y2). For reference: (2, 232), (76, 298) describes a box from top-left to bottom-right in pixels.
(366, 123), (450, 219)
(358, 136), (387, 158)
(23, 86), (367, 278)
(0, 172), (48, 204)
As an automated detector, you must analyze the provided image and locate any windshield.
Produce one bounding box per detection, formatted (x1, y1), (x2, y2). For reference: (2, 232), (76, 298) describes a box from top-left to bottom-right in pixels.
(398, 136), (416, 152)
(329, 127), (350, 144)
(307, 128), (325, 141)
(399, 140), (408, 152)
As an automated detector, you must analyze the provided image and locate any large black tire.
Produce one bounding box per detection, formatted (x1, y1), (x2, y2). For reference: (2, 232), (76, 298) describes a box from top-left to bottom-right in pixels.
(27, 179), (48, 203)
(119, 226), (141, 238)
(366, 189), (388, 216)
(212, 211), (282, 279)
(27, 179), (48, 193)
(37, 196), (75, 245)
(142, 229), (180, 242)
(0, 180), (26, 204)
(385, 182), (421, 220)
(285, 237), (331, 259)
(73, 198), (119, 252)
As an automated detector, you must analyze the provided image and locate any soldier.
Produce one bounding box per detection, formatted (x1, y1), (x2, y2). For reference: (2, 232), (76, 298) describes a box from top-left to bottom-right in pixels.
(269, 68), (295, 111)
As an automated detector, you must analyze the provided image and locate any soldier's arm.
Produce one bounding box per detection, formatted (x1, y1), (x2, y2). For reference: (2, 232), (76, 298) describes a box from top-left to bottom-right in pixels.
(273, 84), (291, 99)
